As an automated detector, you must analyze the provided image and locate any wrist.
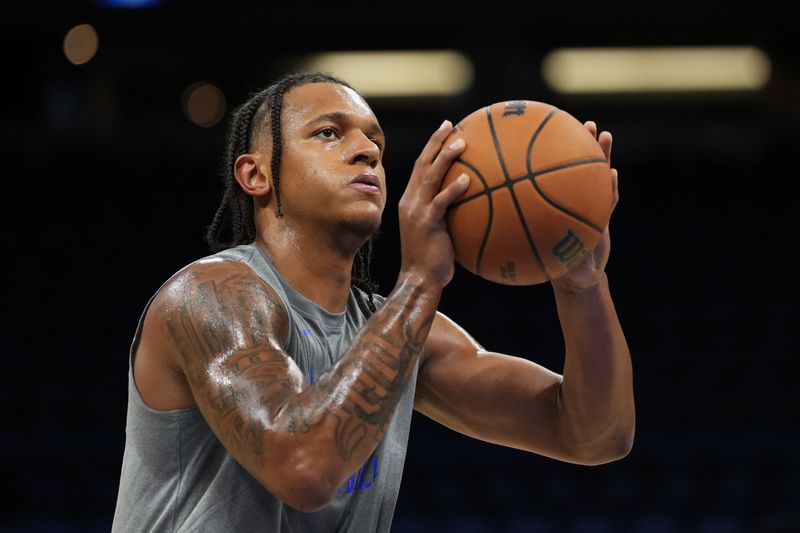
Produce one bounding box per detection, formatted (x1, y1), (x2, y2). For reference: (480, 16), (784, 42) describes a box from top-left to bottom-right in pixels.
(552, 272), (608, 295)
(395, 269), (445, 299)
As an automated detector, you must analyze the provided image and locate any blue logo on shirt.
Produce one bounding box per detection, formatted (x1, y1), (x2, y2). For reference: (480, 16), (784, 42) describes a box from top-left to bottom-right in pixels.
(306, 366), (379, 496)
(337, 454), (379, 495)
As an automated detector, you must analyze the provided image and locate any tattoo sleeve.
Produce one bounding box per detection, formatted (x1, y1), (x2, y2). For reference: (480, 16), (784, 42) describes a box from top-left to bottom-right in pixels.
(162, 263), (438, 481)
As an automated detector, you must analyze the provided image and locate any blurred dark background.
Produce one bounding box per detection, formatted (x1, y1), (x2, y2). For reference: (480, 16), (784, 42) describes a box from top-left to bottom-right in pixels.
(4, 1), (798, 532)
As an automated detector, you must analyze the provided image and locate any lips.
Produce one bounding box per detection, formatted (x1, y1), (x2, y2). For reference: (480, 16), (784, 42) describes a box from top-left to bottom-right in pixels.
(350, 173), (381, 195)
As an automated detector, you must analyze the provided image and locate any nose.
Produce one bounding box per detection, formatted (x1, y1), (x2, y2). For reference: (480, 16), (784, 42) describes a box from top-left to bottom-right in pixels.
(345, 131), (380, 169)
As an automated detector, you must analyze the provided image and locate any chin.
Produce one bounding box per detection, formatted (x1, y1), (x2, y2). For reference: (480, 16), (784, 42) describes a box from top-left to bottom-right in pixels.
(338, 213), (382, 239)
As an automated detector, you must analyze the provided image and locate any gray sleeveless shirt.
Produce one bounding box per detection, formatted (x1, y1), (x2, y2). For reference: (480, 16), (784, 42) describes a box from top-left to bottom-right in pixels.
(111, 244), (421, 532)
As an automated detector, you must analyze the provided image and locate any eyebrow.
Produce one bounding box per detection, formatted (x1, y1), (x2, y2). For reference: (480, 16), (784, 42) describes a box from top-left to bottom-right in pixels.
(305, 111), (385, 138)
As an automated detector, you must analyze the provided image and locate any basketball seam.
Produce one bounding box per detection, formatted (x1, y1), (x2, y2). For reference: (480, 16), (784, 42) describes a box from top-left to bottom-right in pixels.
(488, 105), (549, 280)
(450, 158), (608, 208)
(530, 169), (607, 233)
(526, 108), (607, 234)
(487, 106), (512, 182)
(526, 107), (561, 176)
(449, 158), (494, 276)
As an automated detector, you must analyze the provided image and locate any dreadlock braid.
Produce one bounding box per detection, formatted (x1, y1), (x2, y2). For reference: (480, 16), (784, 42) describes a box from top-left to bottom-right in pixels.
(268, 89), (285, 215)
(205, 71), (378, 311)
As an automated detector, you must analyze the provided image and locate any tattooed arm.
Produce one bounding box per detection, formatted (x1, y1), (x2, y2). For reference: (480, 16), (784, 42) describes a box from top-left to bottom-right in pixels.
(135, 259), (440, 511)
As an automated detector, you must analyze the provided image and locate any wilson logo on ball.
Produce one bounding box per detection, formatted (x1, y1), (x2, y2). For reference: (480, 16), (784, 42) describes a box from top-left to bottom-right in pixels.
(552, 229), (587, 269)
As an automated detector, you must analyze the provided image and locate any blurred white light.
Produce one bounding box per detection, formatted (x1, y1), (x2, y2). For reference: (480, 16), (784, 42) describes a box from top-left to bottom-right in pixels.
(301, 50), (474, 97)
(542, 46), (771, 94)
(63, 24), (99, 66)
(182, 82), (226, 128)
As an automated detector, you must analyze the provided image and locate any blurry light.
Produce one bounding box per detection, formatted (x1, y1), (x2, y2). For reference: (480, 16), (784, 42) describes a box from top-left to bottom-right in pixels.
(182, 82), (226, 128)
(98, 0), (162, 7)
(63, 24), (99, 66)
(542, 46), (771, 94)
(301, 50), (474, 97)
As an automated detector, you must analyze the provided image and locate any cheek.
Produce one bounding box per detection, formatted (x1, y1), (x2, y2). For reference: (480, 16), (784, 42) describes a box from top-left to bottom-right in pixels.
(281, 150), (324, 189)
(290, 146), (339, 178)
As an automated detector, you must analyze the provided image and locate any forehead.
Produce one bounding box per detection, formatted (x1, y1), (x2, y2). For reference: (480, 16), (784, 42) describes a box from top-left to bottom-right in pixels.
(282, 82), (377, 125)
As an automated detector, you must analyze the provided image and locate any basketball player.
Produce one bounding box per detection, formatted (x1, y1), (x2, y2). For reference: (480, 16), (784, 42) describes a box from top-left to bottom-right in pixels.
(111, 72), (634, 532)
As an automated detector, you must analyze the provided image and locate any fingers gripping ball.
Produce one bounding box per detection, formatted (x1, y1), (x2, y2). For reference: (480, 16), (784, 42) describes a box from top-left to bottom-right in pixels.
(441, 100), (614, 285)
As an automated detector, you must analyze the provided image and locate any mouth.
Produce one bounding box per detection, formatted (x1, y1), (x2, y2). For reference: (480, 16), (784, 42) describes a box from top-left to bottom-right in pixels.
(350, 173), (381, 195)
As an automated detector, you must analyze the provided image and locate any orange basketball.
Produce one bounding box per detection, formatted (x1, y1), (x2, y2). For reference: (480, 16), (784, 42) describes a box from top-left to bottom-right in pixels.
(441, 100), (613, 285)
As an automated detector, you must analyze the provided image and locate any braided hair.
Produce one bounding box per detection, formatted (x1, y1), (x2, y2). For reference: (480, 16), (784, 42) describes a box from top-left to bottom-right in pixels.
(206, 72), (378, 311)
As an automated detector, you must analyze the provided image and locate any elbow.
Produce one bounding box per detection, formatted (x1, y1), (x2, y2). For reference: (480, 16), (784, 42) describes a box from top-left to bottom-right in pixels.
(269, 461), (339, 512)
(572, 426), (635, 466)
(252, 424), (349, 511)
(592, 429), (635, 465)
(260, 450), (340, 513)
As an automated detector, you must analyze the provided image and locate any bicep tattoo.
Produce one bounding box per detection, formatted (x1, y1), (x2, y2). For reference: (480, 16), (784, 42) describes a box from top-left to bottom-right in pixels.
(163, 266), (299, 461)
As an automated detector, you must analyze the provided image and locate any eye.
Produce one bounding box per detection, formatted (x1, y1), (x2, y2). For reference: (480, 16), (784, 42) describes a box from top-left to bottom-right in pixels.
(315, 127), (339, 140)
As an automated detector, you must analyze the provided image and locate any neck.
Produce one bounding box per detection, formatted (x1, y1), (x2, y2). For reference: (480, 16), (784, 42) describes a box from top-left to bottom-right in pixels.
(254, 221), (369, 313)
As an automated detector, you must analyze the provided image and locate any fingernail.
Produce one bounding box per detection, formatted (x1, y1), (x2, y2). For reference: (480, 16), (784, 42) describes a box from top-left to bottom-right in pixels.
(457, 173), (469, 185)
(449, 138), (464, 150)
(438, 119), (451, 131)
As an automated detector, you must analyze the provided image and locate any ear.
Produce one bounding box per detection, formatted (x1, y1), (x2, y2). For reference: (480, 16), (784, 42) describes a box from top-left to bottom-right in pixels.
(234, 152), (271, 197)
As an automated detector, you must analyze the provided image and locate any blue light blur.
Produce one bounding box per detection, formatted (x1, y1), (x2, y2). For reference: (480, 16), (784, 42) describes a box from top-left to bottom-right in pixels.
(98, 0), (162, 7)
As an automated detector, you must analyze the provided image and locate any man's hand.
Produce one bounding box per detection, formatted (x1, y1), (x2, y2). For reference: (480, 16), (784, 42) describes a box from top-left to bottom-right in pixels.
(397, 120), (470, 289)
(552, 121), (619, 291)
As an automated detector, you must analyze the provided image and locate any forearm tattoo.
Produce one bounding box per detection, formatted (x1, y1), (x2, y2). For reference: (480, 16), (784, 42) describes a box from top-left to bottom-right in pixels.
(285, 281), (431, 458)
(165, 267), (433, 463)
